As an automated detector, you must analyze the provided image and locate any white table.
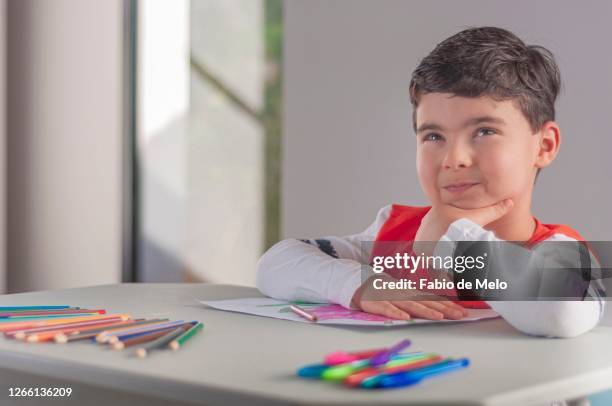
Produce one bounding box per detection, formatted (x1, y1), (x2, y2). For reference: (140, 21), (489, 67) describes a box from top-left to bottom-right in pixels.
(0, 283), (611, 405)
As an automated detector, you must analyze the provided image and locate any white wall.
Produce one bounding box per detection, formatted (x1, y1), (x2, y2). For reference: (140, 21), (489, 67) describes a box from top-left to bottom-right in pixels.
(7, 0), (123, 292)
(283, 0), (612, 241)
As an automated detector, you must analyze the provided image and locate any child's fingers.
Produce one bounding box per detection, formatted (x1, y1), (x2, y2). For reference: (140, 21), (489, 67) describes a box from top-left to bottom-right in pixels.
(465, 198), (514, 226)
(437, 300), (469, 316)
(360, 301), (412, 321)
(392, 301), (444, 320)
(407, 291), (469, 317)
(416, 300), (465, 319)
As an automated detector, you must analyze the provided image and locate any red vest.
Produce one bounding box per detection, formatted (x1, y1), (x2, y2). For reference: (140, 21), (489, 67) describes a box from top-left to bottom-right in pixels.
(371, 204), (586, 309)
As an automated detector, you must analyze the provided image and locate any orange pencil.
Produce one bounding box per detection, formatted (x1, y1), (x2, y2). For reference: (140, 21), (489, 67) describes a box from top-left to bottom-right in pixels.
(10, 316), (128, 340)
(0, 314), (130, 332)
(25, 319), (142, 343)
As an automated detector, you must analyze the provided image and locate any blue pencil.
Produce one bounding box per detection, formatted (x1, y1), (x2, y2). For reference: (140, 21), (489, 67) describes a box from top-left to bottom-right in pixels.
(0, 306), (75, 311)
(97, 320), (186, 344)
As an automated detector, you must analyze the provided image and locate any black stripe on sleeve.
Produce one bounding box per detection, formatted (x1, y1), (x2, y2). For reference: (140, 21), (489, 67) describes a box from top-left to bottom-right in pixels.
(315, 239), (339, 259)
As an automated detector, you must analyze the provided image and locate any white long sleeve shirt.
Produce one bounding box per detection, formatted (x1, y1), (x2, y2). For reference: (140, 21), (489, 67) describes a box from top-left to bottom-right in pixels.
(256, 205), (605, 338)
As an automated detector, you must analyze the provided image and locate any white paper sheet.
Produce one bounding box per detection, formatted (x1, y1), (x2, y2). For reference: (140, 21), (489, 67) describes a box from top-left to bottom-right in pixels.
(199, 298), (499, 326)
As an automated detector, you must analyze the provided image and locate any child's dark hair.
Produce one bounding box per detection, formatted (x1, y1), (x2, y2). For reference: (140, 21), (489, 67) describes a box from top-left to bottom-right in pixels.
(409, 26), (561, 134)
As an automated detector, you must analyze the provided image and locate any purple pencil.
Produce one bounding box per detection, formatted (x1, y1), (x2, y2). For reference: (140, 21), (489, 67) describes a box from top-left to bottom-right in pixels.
(97, 320), (186, 344)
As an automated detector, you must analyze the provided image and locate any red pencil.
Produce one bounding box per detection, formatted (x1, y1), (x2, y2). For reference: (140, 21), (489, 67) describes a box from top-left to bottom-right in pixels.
(6, 316), (127, 339)
(0, 314), (130, 333)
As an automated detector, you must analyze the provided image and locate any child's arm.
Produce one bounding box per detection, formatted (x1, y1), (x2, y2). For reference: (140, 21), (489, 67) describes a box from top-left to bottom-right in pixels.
(257, 206), (468, 320)
(256, 206), (391, 308)
(435, 219), (605, 338)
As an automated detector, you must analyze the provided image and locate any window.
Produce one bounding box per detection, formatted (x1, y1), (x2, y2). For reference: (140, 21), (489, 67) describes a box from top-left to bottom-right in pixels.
(134, 0), (282, 284)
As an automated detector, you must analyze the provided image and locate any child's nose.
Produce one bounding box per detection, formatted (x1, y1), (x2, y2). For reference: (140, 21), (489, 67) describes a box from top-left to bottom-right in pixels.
(442, 142), (473, 170)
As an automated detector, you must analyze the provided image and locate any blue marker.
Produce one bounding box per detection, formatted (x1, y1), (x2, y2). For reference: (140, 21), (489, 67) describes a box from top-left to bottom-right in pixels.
(370, 358), (470, 389)
(297, 363), (330, 379)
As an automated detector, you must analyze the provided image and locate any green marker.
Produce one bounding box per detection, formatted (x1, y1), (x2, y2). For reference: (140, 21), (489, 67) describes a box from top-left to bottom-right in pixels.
(322, 352), (432, 381)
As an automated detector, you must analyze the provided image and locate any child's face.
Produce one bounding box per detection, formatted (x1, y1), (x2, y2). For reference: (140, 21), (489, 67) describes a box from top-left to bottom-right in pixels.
(415, 93), (543, 210)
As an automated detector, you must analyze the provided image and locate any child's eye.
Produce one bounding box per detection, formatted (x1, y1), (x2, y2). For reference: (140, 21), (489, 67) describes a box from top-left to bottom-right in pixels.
(475, 128), (497, 137)
(423, 133), (444, 142)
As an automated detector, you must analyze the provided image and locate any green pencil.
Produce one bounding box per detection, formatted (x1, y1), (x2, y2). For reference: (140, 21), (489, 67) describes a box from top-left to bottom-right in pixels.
(134, 326), (189, 358)
(169, 322), (203, 351)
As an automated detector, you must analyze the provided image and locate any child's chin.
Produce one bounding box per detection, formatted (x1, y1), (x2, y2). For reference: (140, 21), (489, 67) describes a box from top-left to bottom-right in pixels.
(443, 198), (490, 210)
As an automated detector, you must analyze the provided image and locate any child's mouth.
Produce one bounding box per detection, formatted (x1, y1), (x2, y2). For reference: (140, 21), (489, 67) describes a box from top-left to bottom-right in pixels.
(442, 182), (480, 194)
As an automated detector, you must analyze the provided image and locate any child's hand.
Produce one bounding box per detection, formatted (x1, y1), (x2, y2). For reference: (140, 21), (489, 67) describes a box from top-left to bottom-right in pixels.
(350, 274), (468, 320)
(413, 198), (514, 255)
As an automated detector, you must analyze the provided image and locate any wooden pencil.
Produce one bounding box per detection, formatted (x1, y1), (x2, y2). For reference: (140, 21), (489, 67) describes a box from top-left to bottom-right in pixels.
(289, 305), (318, 322)
(55, 319), (168, 343)
(26, 319), (144, 343)
(10, 316), (129, 340)
(0, 314), (130, 332)
(98, 320), (186, 344)
(0, 309), (105, 318)
(106, 323), (184, 345)
(169, 322), (204, 351)
(134, 326), (191, 358)
(113, 322), (194, 350)
(0, 306), (75, 311)
(0, 313), (102, 322)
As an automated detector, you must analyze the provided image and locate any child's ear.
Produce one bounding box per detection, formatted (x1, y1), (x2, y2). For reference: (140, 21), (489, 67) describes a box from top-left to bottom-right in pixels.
(534, 121), (561, 169)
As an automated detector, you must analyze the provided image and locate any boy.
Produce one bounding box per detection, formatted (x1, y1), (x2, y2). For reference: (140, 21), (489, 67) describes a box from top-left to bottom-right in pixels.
(256, 27), (605, 338)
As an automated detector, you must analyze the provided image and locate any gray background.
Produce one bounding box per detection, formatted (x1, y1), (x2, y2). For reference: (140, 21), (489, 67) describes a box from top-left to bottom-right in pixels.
(283, 0), (612, 240)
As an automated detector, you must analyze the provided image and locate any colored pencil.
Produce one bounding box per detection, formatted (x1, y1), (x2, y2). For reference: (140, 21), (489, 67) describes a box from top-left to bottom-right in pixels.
(25, 319), (145, 343)
(0, 314), (130, 332)
(0, 306), (74, 311)
(289, 305), (318, 322)
(169, 322), (203, 351)
(107, 324), (183, 344)
(134, 326), (190, 358)
(93, 320), (176, 342)
(96, 320), (185, 343)
(113, 322), (194, 350)
(104, 320), (188, 344)
(0, 313), (102, 322)
(0, 309), (105, 318)
(56, 319), (169, 343)
(9, 316), (129, 339)
(112, 330), (170, 350)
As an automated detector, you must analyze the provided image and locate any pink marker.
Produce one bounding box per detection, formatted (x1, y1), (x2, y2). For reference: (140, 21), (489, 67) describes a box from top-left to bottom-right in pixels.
(324, 348), (386, 365)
